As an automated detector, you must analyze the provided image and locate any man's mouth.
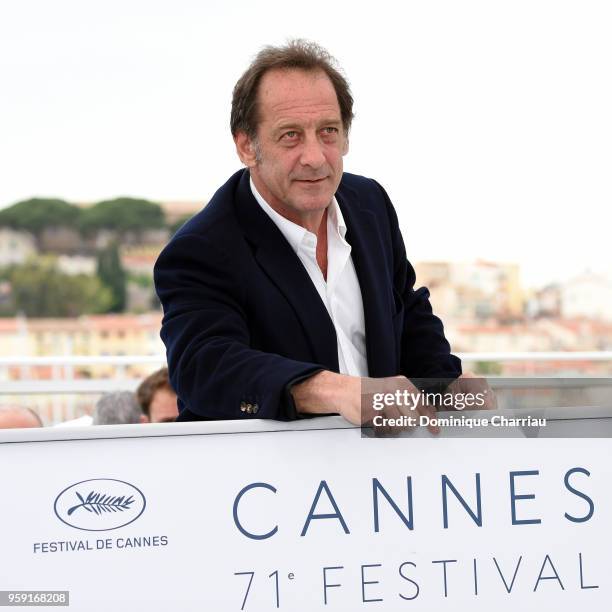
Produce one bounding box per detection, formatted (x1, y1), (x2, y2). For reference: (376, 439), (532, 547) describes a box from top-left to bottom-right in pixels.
(295, 177), (327, 184)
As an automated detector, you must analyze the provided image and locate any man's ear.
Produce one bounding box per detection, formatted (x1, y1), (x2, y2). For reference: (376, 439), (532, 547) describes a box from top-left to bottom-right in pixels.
(342, 135), (349, 156)
(234, 131), (258, 167)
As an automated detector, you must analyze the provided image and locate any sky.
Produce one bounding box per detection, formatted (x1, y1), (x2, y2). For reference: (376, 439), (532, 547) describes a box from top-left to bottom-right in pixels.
(0, 0), (610, 288)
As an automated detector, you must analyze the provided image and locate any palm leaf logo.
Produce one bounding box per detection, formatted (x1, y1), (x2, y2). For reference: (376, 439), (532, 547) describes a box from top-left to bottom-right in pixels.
(67, 490), (135, 516)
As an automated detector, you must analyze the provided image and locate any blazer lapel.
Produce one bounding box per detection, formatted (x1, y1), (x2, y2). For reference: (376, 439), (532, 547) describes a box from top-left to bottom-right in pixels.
(336, 181), (397, 377)
(234, 171), (339, 371)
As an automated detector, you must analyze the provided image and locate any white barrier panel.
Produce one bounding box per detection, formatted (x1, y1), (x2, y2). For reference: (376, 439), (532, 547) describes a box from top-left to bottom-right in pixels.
(1, 408), (611, 611)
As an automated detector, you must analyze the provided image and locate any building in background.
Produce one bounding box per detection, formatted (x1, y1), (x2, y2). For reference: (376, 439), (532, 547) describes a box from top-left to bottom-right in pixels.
(415, 260), (524, 323)
(560, 273), (612, 322)
(0, 228), (36, 266)
(0, 312), (164, 368)
(56, 254), (97, 276)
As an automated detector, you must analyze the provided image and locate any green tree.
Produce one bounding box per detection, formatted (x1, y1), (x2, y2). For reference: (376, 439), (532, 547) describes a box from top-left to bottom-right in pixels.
(96, 243), (127, 312)
(473, 361), (503, 375)
(0, 198), (81, 233)
(127, 272), (154, 289)
(0, 257), (112, 317)
(80, 197), (165, 234)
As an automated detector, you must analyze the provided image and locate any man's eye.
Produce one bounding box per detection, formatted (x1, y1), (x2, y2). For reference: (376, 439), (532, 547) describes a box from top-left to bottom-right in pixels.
(322, 127), (339, 134)
(282, 131), (299, 139)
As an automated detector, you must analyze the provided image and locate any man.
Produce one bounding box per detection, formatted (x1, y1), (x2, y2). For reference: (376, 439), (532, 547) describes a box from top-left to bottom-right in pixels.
(136, 367), (179, 423)
(92, 391), (145, 425)
(0, 405), (42, 429)
(154, 40), (463, 426)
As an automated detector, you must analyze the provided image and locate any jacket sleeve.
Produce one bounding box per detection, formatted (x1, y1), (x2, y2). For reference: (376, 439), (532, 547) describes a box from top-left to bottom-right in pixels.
(374, 180), (462, 380)
(154, 232), (324, 421)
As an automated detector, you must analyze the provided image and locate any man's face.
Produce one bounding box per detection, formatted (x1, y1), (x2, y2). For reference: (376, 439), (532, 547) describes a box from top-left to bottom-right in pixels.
(148, 388), (178, 423)
(236, 68), (348, 224)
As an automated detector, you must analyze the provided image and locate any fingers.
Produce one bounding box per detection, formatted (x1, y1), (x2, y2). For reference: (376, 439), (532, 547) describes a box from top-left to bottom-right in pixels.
(482, 387), (497, 410)
(417, 402), (440, 435)
(361, 376), (444, 436)
(448, 374), (497, 411)
(397, 389), (439, 435)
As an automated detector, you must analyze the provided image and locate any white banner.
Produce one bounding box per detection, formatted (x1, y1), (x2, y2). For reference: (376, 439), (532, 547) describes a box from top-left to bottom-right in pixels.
(0, 409), (610, 611)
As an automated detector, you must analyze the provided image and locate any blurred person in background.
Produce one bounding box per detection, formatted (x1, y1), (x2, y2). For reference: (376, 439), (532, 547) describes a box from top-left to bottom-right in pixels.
(92, 391), (145, 425)
(0, 406), (43, 429)
(136, 367), (179, 423)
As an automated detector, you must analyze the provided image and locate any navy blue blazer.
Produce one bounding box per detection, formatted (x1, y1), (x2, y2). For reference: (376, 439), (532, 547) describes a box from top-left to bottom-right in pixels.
(154, 169), (461, 421)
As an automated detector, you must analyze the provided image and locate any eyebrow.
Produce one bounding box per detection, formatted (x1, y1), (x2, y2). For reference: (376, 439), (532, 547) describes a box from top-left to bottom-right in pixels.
(274, 118), (343, 133)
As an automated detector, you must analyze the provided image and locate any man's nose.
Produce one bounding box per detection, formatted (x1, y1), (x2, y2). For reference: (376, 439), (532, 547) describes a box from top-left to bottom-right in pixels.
(299, 133), (326, 168)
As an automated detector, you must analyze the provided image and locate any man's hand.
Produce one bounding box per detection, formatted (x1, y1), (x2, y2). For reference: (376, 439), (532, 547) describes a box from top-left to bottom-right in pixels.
(446, 372), (497, 410)
(291, 372), (441, 434)
(363, 376), (440, 434)
(290, 370), (361, 421)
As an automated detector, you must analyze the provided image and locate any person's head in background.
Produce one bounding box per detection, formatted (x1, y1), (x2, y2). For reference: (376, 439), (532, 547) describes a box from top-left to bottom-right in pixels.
(0, 406), (43, 429)
(136, 367), (178, 423)
(92, 391), (145, 425)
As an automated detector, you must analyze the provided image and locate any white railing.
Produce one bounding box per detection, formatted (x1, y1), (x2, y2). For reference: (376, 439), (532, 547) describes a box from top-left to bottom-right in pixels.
(0, 352), (610, 396)
(0, 379), (144, 394)
(0, 356), (165, 365)
(0, 355), (166, 394)
(457, 351), (612, 362)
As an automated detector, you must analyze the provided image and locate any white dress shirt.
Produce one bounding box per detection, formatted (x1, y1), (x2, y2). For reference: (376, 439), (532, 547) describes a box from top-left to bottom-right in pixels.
(250, 178), (369, 376)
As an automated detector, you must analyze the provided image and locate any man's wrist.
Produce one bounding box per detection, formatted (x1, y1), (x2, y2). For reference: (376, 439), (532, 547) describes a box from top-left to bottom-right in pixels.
(291, 370), (361, 419)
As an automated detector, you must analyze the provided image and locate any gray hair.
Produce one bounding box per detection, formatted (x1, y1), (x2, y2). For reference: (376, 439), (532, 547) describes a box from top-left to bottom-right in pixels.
(93, 392), (143, 425)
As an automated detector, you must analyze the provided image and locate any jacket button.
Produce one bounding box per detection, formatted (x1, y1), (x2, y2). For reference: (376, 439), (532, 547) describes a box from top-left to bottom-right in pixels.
(240, 402), (247, 412)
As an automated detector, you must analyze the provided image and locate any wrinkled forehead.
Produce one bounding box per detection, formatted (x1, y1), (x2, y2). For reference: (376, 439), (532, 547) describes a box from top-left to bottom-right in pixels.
(255, 68), (341, 127)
